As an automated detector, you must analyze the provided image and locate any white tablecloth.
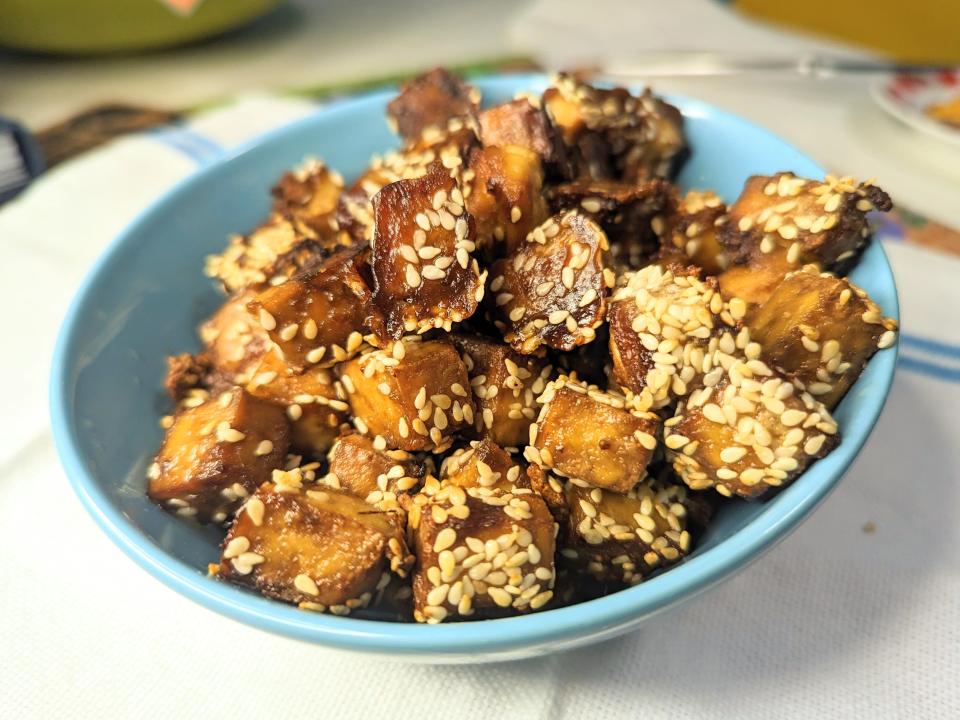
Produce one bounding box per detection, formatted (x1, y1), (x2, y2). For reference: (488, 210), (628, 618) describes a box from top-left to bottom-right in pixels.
(3, 2), (960, 717)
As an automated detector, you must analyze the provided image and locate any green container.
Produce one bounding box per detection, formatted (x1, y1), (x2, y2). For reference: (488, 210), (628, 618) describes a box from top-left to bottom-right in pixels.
(0, 0), (282, 55)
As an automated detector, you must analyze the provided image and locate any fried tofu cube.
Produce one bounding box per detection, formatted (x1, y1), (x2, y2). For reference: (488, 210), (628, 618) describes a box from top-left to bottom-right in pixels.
(204, 216), (306, 293)
(526, 374), (659, 494)
(721, 173), (892, 273)
(270, 157), (346, 243)
(562, 479), (693, 584)
(409, 485), (557, 622)
(219, 479), (413, 613)
(199, 288), (271, 385)
(326, 433), (425, 509)
(147, 387), (289, 523)
(718, 251), (794, 312)
(246, 250), (371, 371)
(369, 168), (486, 339)
(440, 439), (523, 493)
(490, 210), (611, 353)
(245, 348), (349, 454)
(607, 264), (735, 410)
(747, 265), (898, 408)
(654, 189), (728, 276)
(478, 98), (558, 166)
(466, 144), (549, 255)
(664, 356), (840, 498)
(387, 67), (480, 142)
(339, 338), (473, 452)
(450, 334), (552, 446)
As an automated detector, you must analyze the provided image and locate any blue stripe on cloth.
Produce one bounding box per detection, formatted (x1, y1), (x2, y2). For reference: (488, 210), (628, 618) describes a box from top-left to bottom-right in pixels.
(900, 332), (960, 361)
(148, 127), (224, 165)
(898, 354), (960, 383)
(174, 127), (225, 159)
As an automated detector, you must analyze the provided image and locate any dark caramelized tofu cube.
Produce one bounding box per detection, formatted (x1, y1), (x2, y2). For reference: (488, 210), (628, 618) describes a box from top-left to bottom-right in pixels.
(440, 439), (523, 493)
(246, 250), (371, 371)
(478, 98), (557, 165)
(721, 172), (892, 272)
(526, 375), (659, 493)
(204, 216), (305, 293)
(490, 210), (611, 353)
(326, 433), (425, 509)
(450, 334), (552, 446)
(410, 485), (557, 622)
(369, 168), (486, 338)
(747, 265), (898, 408)
(466, 144), (549, 255)
(664, 359), (839, 498)
(199, 288), (271, 385)
(219, 480), (413, 614)
(245, 348), (349, 455)
(339, 338), (473, 452)
(654, 189), (728, 276)
(147, 388), (289, 523)
(607, 264), (734, 410)
(387, 67), (480, 141)
(563, 479), (692, 584)
(271, 157), (345, 241)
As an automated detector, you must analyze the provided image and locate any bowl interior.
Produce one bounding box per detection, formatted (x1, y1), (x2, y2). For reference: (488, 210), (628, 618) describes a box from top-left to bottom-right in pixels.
(52, 74), (899, 659)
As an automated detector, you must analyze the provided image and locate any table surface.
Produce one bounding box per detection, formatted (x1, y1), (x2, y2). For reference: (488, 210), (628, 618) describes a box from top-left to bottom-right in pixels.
(2, 1), (959, 718)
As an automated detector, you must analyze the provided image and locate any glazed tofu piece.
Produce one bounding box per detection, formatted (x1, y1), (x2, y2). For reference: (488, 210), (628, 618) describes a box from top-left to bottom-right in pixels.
(219, 479), (413, 614)
(387, 67), (480, 141)
(747, 265), (898, 408)
(542, 74), (686, 182)
(466, 144), (549, 255)
(204, 216), (305, 293)
(664, 356), (839, 498)
(409, 484), (557, 622)
(450, 334), (552, 446)
(339, 337), (473, 452)
(245, 348), (349, 455)
(270, 157), (347, 244)
(718, 251), (794, 312)
(439, 439), (523, 493)
(526, 374), (659, 494)
(654, 189), (729, 276)
(478, 98), (558, 167)
(368, 168), (486, 339)
(490, 210), (612, 353)
(548, 178), (673, 264)
(199, 288), (271, 385)
(147, 387), (289, 523)
(562, 479), (693, 584)
(245, 250), (371, 371)
(326, 433), (426, 509)
(607, 264), (736, 410)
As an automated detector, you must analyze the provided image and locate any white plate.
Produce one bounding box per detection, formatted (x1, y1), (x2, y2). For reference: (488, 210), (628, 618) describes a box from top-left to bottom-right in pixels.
(872, 70), (960, 146)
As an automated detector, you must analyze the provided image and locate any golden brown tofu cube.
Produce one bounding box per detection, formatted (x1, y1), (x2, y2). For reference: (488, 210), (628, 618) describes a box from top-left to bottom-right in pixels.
(542, 74), (686, 182)
(717, 251), (794, 313)
(386, 67), (480, 141)
(440, 439), (523, 493)
(409, 485), (557, 622)
(664, 355), (840, 498)
(339, 338), (473, 452)
(490, 210), (611, 353)
(246, 250), (371, 371)
(198, 288), (271, 385)
(478, 98), (558, 166)
(147, 387), (289, 523)
(654, 189), (728, 276)
(721, 172), (892, 272)
(204, 215), (306, 293)
(219, 479), (413, 614)
(466, 144), (549, 255)
(450, 334), (552, 446)
(607, 264), (736, 410)
(270, 157), (346, 243)
(747, 265), (898, 408)
(526, 374), (659, 494)
(562, 479), (693, 584)
(369, 167), (486, 339)
(245, 348), (349, 455)
(326, 433), (425, 509)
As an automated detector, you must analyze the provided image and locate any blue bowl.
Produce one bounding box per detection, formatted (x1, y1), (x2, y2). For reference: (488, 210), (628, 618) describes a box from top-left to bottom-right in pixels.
(50, 74), (899, 663)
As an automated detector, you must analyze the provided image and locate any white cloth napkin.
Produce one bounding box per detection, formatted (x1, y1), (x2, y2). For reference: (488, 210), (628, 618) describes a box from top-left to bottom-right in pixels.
(2, 90), (959, 719)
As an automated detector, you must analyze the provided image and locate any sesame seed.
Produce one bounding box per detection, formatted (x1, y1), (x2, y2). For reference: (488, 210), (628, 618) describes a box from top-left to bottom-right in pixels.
(510, 206), (522, 223)
(258, 308), (276, 330)
(254, 440), (273, 456)
(294, 574), (319, 596)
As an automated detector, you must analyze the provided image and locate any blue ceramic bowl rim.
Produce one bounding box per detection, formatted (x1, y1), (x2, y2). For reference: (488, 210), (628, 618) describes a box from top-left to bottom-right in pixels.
(50, 73), (900, 657)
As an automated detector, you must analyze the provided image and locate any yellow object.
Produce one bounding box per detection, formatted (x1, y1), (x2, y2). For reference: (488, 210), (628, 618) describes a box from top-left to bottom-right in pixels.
(927, 96), (960, 128)
(0, 0), (282, 55)
(735, 0), (960, 63)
